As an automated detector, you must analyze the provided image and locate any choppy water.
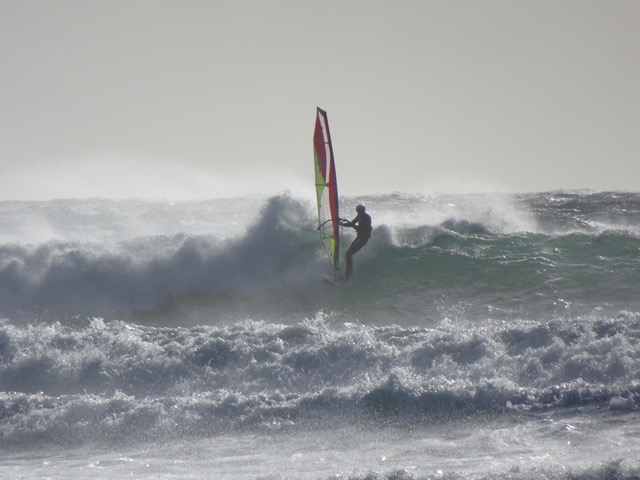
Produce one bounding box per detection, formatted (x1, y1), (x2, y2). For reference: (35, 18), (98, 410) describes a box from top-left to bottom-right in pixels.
(1, 191), (639, 479)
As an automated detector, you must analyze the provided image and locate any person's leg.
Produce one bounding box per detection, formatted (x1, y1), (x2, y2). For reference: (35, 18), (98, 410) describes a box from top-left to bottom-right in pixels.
(345, 252), (353, 280)
(344, 237), (368, 279)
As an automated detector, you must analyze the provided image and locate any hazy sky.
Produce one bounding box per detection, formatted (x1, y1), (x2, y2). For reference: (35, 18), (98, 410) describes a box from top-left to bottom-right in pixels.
(2, 0), (639, 200)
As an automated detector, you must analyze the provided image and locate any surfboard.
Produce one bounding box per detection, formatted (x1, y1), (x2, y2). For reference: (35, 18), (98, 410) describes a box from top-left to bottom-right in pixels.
(313, 107), (342, 283)
(321, 276), (350, 288)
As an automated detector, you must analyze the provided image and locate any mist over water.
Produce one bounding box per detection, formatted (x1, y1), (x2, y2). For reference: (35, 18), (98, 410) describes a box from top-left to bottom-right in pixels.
(1, 191), (640, 479)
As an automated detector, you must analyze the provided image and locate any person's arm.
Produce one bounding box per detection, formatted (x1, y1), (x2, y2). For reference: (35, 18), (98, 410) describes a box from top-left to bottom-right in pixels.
(342, 215), (364, 229)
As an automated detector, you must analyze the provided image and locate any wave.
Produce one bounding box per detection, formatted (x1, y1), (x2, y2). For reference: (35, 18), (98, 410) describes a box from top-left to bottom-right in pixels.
(0, 311), (638, 447)
(2, 193), (640, 322)
(0, 195), (324, 319)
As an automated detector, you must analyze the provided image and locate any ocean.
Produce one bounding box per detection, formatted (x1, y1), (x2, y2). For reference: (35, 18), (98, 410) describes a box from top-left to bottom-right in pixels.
(0, 191), (639, 479)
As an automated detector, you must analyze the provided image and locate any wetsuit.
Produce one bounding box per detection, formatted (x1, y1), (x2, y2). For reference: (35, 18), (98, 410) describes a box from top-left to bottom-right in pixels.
(344, 212), (372, 280)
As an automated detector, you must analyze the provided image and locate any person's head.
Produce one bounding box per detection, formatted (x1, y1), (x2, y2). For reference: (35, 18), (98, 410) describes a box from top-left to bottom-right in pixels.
(356, 204), (366, 214)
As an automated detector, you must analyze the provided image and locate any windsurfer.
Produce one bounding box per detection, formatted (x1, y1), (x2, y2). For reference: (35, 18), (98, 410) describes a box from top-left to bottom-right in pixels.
(340, 204), (372, 280)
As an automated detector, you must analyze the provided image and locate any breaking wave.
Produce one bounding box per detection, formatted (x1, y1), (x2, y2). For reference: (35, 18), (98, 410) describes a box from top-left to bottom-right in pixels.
(2, 192), (640, 324)
(1, 311), (638, 447)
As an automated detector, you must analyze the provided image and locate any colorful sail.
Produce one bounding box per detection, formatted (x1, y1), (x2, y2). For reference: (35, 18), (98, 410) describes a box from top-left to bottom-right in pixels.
(313, 107), (341, 280)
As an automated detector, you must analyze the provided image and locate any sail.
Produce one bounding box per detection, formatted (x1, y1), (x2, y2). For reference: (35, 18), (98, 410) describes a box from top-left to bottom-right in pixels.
(313, 107), (341, 280)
